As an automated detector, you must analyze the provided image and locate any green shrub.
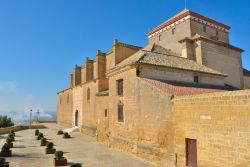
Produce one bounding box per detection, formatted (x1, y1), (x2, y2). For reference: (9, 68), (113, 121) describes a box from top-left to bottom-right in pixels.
(54, 151), (64, 160)
(63, 132), (71, 139)
(57, 130), (64, 135)
(35, 129), (39, 136)
(37, 133), (44, 140)
(7, 134), (14, 142)
(71, 164), (82, 167)
(40, 138), (47, 146)
(6, 137), (13, 144)
(10, 130), (15, 136)
(46, 142), (54, 149)
(0, 157), (6, 165)
(1, 143), (10, 153)
(0, 115), (14, 128)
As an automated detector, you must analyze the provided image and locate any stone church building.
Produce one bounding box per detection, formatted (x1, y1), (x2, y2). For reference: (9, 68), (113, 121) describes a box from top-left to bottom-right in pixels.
(57, 9), (250, 167)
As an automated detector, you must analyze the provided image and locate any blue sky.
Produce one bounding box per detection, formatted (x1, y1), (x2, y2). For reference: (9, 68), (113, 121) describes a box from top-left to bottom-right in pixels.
(0, 0), (249, 118)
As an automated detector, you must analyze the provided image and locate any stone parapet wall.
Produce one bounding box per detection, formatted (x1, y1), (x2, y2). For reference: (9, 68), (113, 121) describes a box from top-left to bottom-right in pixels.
(0, 124), (46, 135)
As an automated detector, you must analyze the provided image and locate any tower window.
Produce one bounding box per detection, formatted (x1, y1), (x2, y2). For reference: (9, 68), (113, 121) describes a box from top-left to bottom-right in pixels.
(172, 28), (176, 35)
(216, 30), (219, 40)
(194, 76), (199, 83)
(158, 35), (161, 41)
(87, 88), (90, 100)
(116, 79), (123, 96)
(203, 26), (207, 33)
(67, 94), (69, 104)
(118, 104), (124, 122)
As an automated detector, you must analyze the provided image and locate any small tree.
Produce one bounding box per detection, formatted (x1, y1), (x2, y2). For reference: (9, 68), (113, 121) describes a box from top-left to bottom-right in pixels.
(40, 138), (47, 146)
(35, 129), (39, 136)
(0, 157), (6, 165)
(7, 134), (14, 142)
(63, 132), (71, 139)
(0, 116), (14, 128)
(57, 130), (64, 135)
(54, 151), (64, 160)
(1, 143), (10, 154)
(6, 137), (13, 148)
(46, 142), (54, 149)
(10, 130), (15, 136)
(37, 133), (44, 140)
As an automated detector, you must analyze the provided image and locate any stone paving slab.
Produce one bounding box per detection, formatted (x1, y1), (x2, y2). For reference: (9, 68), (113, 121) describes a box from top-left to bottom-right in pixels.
(0, 123), (156, 167)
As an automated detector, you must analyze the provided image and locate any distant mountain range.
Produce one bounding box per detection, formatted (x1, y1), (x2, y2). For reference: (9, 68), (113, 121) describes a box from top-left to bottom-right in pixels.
(0, 110), (56, 125)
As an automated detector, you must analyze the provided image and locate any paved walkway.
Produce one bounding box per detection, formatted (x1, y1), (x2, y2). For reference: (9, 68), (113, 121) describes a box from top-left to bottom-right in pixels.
(0, 123), (156, 167)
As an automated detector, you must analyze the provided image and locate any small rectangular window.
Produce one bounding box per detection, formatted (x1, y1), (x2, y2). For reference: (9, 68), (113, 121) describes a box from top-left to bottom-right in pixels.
(118, 104), (124, 122)
(158, 35), (161, 41)
(116, 79), (123, 96)
(216, 31), (219, 40)
(67, 94), (69, 104)
(194, 76), (199, 83)
(203, 26), (207, 32)
(104, 109), (108, 117)
(172, 28), (176, 35)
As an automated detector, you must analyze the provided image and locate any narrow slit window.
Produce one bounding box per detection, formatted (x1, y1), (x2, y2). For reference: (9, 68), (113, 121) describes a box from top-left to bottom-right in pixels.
(87, 88), (90, 100)
(104, 109), (108, 117)
(118, 104), (124, 122)
(172, 28), (176, 35)
(116, 79), (123, 96)
(203, 26), (207, 32)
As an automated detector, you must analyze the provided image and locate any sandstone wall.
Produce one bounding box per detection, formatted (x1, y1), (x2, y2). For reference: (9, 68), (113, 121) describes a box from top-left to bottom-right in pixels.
(196, 40), (244, 88)
(72, 85), (83, 127)
(57, 89), (73, 126)
(139, 64), (225, 86)
(81, 81), (98, 136)
(190, 20), (229, 43)
(106, 68), (175, 165)
(149, 20), (191, 54)
(173, 90), (250, 167)
(96, 95), (109, 143)
(136, 78), (175, 166)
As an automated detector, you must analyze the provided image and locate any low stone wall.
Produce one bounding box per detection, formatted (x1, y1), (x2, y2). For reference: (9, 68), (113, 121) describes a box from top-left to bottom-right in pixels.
(36, 120), (57, 124)
(0, 124), (47, 135)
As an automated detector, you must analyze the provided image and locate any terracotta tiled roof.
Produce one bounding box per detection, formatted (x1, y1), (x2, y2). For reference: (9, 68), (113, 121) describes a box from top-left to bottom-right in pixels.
(139, 77), (227, 96)
(108, 44), (227, 77)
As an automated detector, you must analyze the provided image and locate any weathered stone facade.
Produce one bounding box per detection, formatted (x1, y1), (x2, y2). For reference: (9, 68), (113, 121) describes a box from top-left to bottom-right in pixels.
(57, 9), (250, 167)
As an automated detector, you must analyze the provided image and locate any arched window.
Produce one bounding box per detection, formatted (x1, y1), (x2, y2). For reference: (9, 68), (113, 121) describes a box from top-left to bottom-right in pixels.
(87, 88), (90, 100)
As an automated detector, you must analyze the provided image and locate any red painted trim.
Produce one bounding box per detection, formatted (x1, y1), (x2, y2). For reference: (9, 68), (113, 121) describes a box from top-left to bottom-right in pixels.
(147, 11), (190, 36)
(189, 11), (231, 30)
(147, 10), (230, 36)
(148, 19), (189, 39)
(191, 19), (229, 34)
